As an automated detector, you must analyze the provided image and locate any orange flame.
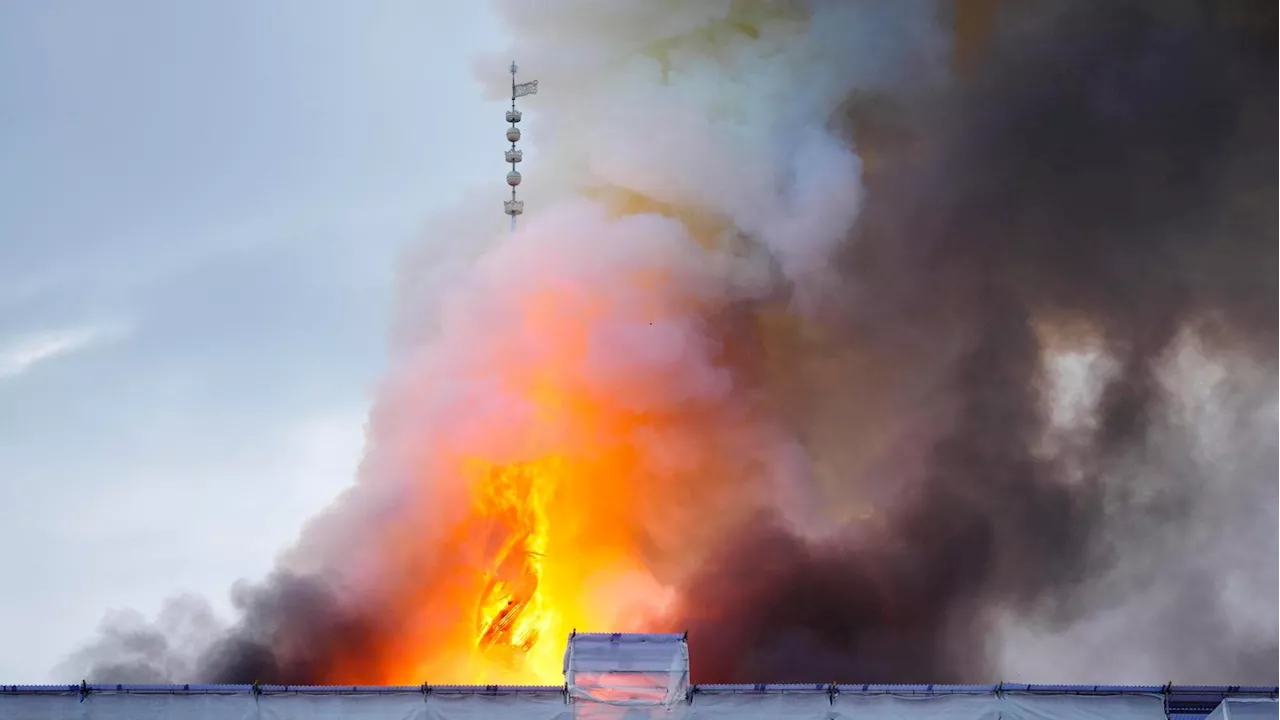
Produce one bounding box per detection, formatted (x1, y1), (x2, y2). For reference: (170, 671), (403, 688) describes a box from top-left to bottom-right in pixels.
(316, 251), (713, 686)
(471, 461), (555, 669)
(408, 445), (673, 685)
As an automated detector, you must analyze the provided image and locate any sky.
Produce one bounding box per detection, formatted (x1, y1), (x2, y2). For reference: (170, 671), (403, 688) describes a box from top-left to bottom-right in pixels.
(0, 1), (507, 682)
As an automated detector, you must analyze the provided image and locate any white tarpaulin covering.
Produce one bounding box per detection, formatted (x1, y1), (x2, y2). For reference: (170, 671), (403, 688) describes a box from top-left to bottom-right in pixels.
(563, 633), (689, 708)
(834, 691), (1166, 719)
(0, 690), (571, 720)
(0, 688), (1175, 720)
(1205, 698), (1280, 720)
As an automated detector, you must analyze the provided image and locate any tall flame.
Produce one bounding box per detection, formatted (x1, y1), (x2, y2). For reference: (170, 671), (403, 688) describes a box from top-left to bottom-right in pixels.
(313, 235), (707, 685)
(471, 461), (556, 669)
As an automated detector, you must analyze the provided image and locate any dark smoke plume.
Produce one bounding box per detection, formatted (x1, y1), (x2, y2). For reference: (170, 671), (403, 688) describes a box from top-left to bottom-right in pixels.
(676, 0), (1277, 685)
(65, 0), (1276, 686)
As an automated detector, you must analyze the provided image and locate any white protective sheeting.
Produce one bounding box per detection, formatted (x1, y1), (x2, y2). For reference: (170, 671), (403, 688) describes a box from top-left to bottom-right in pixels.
(686, 690), (836, 719)
(0, 690), (570, 720)
(1205, 698), (1280, 720)
(572, 690), (1171, 720)
(0, 691), (262, 720)
(0, 689), (1175, 720)
(834, 692), (1002, 719)
(563, 633), (689, 708)
(423, 693), (570, 720)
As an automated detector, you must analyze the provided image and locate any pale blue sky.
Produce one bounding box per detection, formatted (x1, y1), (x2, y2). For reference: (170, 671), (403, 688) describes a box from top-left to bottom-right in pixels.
(0, 1), (507, 681)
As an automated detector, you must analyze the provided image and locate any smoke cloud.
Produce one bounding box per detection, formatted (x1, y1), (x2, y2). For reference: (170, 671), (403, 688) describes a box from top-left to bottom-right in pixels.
(65, 0), (1276, 686)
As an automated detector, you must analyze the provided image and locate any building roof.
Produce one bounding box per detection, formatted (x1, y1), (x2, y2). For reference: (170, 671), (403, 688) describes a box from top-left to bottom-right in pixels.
(2, 681), (1280, 712)
(4, 636), (1274, 719)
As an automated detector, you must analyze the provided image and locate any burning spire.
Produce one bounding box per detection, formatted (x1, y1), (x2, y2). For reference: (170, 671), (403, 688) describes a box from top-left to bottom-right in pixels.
(504, 61), (538, 233)
(61, 1), (1277, 690)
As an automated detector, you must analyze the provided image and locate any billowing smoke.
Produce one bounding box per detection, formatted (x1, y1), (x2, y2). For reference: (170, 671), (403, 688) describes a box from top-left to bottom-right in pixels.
(675, 0), (1278, 684)
(64, 0), (1276, 686)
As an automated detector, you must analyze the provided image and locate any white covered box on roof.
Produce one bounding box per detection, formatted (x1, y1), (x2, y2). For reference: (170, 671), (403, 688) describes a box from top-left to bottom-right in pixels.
(562, 632), (690, 707)
(1206, 697), (1280, 719)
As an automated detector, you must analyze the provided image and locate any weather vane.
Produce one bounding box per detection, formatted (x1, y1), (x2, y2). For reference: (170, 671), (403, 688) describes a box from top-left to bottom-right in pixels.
(504, 61), (538, 233)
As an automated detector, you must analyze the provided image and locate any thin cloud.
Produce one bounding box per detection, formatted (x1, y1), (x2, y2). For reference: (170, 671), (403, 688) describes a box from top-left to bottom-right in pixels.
(0, 323), (130, 380)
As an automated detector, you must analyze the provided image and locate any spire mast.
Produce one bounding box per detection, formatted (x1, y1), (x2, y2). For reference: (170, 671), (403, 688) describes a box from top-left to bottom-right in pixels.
(504, 62), (538, 233)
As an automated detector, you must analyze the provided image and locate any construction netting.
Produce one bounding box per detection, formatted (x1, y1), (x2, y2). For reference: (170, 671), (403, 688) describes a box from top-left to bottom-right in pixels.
(0, 687), (1176, 720)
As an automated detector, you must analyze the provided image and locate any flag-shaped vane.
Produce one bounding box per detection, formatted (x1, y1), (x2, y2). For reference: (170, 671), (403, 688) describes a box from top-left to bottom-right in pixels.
(514, 80), (539, 98)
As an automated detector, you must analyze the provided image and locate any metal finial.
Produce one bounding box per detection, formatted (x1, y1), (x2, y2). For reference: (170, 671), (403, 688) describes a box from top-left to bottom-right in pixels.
(504, 61), (537, 233)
